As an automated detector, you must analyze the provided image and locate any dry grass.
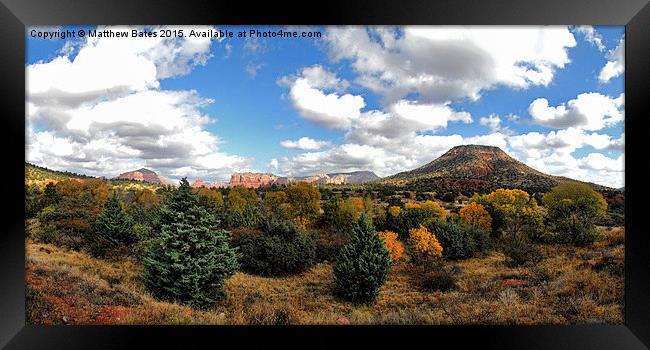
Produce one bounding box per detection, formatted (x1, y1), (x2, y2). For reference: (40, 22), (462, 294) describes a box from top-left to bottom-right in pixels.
(26, 227), (624, 325)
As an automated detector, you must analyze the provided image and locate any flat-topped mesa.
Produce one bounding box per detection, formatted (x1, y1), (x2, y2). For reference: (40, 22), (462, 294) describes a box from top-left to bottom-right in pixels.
(229, 172), (278, 188)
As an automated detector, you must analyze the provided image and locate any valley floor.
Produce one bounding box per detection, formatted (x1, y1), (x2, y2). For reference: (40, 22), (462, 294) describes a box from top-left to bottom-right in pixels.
(26, 228), (624, 325)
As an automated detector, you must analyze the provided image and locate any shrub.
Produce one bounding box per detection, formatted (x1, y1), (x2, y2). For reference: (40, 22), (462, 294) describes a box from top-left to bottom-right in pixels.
(542, 183), (608, 246)
(142, 178), (238, 309)
(474, 189), (544, 242)
(378, 231), (405, 262)
(503, 240), (542, 267)
(459, 202), (492, 232)
(408, 225), (443, 266)
(310, 229), (347, 263)
(427, 221), (490, 260)
(417, 263), (459, 292)
(236, 220), (316, 277)
(334, 214), (391, 304)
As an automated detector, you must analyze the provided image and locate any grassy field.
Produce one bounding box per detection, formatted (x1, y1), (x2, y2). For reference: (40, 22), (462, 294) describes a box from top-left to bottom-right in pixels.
(26, 227), (624, 325)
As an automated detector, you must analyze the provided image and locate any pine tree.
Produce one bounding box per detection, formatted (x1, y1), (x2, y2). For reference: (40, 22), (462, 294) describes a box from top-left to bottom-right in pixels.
(142, 178), (238, 309)
(333, 213), (392, 304)
(41, 182), (60, 208)
(91, 190), (135, 257)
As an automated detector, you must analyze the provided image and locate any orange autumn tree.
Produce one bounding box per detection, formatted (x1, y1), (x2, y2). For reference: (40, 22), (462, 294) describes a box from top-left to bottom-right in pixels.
(459, 202), (492, 232)
(408, 225), (443, 266)
(378, 231), (405, 262)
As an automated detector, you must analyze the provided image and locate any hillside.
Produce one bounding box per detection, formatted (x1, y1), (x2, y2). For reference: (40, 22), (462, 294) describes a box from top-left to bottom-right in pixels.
(379, 145), (614, 195)
(25, 162), (95, 187)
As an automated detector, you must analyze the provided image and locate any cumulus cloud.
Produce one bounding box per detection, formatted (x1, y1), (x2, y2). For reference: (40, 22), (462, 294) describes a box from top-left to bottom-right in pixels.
(323, 26), (576, 104)
(480, 114), (502, 133)
(279, 66), (365, 129)
(599, 36), (624, 83)
(26, 25), (253, 182)
(573, 26), (605, 51)
(528, 92), (624, 130)
(280, 137), (331, 150)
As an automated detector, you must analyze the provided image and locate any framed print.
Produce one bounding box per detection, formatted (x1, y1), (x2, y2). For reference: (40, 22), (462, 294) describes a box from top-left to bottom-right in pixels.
(1, 0), (649, 348)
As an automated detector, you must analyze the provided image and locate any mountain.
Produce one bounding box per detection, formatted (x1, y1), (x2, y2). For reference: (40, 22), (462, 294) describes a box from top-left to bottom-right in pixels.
(327, 171), (380, 184)
(115, 168), (169, 185)
(380, 145), (614, 194)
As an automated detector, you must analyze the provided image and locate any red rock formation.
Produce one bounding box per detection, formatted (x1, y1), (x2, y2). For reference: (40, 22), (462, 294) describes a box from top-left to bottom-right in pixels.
(116, 168), (165, 184)
(191, 179), (205, 188)
(229, 172), (278, 188)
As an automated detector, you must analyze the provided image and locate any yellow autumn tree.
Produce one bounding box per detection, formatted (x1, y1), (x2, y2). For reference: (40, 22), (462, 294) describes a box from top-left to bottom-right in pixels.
(459, 202), (492, 232)
(378, 230), (405, 262)
(408, 225), (443, 265)
(420, 200), (447, 222)
(387, 206), (401, 217)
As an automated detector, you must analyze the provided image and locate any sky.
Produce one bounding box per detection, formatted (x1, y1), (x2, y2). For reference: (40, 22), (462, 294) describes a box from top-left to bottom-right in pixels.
(25, 25), (625, 188)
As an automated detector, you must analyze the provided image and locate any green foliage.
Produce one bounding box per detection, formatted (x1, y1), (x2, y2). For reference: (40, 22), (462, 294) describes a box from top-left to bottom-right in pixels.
(542, 183), (608, 246)
(236, 220), (316, 276)
(25, 184), (43, 218)
(90, 191), (135, 258)
(427, 220), (490, 260)
(473, 189), (545, 242)
(333, 214), (392, 304)
(393, 207), (444, 236)
(142, 178), (238, 309)
(225, 187), (261, 228)
(41, 182), (60, 208)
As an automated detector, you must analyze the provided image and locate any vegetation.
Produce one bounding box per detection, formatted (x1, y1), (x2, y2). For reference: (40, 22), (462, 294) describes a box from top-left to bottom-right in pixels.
(141, 178), (238, 309)
(236, 220), (316, 277)
(333, 214), (392, 304)
(24, 162), (625, 325)
(542, 183), (608, 246)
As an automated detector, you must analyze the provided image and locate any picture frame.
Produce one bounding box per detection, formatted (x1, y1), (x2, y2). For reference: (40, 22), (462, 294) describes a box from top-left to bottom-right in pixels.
(1, 0), (648, 348)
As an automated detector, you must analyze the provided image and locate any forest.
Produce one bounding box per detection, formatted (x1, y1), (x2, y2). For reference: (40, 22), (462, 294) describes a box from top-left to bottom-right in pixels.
(25, 174), (625, 325)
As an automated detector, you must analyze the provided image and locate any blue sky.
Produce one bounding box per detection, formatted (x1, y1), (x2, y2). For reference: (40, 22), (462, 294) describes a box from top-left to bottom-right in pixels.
(25, 26), (625, 187)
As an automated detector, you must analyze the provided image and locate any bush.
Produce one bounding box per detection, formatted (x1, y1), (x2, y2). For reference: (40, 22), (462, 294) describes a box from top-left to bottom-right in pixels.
(503, 240), (542, 267)
(542, 183), (608, 246)
(408, 225), (443, 266)
(334, 214), (392, 304)
(142, 178), (238, 309)
(417, 263), (460, 292)
(378, 230), (405, 262)
(236, 220), (316, 276)
(310, 228), (347, 263)
(427, 221), (490, 260)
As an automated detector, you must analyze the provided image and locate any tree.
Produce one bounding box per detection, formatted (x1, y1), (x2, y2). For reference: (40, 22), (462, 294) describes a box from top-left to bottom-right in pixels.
(333, 214), (391, 304)
(286, 182), (321, 228)
(459, 202), (492, 232)
(195, 187), (224, 212)
(142, 178), (238, 309)
(378, 230), (405, 262)
(542, 183), (607, 245)
(262, 190), (289, 219)
(475, 189), (544, 242)
(408, 225), (443, 266)
(41, 182), (60, 208)
(91, 191), (135, 258)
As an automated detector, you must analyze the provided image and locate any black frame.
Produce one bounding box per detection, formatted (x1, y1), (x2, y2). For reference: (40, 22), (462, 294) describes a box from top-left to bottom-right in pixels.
(1, 0), (649, 348)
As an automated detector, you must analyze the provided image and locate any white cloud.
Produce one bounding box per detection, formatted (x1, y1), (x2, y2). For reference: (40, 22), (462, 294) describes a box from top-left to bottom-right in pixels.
(26, 25), (253, 182)
(284, 76), (365, 129)
(280, 137), (331, 150)
(245, 62), (265, 78)
(480, 114), (502, 132)
(528, 92), (624, 130)
(573, 26), (605, 51)
(599, 36), (624, 83)
(324, 26), (576, 104)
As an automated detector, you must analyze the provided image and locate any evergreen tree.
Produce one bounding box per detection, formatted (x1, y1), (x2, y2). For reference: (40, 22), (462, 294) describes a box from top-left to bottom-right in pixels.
(142, 178), (238, 309)
(41, 182), (60, 208)
(333, 213), (391, 304)
(91, 190), (135, 257)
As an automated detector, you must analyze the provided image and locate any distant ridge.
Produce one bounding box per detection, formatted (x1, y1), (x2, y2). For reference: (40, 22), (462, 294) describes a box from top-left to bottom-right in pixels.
(115, 168), (169, 185)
